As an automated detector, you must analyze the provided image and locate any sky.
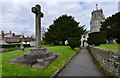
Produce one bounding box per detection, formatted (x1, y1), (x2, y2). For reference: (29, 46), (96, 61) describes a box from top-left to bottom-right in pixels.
(0, 0), (119, 37)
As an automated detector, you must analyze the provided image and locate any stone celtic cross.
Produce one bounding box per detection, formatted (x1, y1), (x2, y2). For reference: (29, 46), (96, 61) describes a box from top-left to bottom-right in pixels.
(32, 4), (44, 48)
(9, 4), (58, 69)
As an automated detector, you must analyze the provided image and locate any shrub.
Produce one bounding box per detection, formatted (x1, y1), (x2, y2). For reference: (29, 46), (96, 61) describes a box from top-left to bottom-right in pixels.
(87, 32), (106, 46)
(68, 37), (80, 49)
(116, 39), (120, 44)
(53, 41), (60, 46)
(116, 34), (120, 44)
(23, 44), (31, 47)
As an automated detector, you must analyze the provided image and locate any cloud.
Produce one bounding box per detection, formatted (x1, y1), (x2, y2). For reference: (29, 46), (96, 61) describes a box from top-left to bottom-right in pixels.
(1, 0), (119, 2)
(118, 1), (120, 12)
(1, 1), (118, 36)
(1, 2), (34, 35)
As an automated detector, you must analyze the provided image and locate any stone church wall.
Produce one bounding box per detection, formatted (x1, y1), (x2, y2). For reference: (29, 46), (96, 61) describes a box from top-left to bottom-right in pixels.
(88, 46), (119, 77)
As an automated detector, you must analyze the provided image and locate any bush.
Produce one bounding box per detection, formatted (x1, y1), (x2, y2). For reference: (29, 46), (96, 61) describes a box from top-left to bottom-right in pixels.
(87, 32), (106, 46)
(116, 34), (120, 44)
(116, 39), (120, 44)
(23, 44), (31, 47)
(68, 37), (80, 49)
(53, 41), (60, 46)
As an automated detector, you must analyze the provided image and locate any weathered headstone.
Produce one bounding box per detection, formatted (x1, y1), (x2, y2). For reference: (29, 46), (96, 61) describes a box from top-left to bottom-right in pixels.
(9, 4), (58, 69)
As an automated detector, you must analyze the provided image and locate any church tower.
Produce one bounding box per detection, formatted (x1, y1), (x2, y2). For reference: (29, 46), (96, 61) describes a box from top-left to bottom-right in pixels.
(90, 4), (105, 32)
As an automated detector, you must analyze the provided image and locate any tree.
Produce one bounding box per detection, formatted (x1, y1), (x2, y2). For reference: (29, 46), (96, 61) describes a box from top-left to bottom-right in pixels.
(100, 12), (120, 43)
(43, 14), (86, 45)
(41, 27), (46, 40)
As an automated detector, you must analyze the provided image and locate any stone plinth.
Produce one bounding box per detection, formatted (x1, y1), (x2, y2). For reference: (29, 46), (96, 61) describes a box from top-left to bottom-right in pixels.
(9, 48), (58, 69)
(30, 48), (47, 54)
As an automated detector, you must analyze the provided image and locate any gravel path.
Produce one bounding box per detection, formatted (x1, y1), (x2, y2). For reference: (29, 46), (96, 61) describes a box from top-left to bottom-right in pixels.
(58, 47), (104, 76)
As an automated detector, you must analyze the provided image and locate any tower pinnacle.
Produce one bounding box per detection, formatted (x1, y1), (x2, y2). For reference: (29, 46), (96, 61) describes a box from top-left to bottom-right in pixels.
(96, 4), (98, 10)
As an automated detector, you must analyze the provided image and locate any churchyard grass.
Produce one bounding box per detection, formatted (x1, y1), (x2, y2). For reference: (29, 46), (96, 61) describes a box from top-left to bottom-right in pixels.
(0, 53), (2, 77)
(2, 46), (79, 76)
(96, 44), (120, 50)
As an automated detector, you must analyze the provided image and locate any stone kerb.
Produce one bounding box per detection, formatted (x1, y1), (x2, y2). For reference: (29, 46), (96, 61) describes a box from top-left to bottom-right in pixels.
(88, 46), (119, 78)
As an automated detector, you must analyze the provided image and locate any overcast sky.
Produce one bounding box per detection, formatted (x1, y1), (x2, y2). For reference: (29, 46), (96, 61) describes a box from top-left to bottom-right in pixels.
(0, 0), (119, 36)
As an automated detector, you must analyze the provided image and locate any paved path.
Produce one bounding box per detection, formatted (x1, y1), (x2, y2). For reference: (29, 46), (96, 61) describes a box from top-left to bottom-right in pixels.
(58, 47), (104, 76)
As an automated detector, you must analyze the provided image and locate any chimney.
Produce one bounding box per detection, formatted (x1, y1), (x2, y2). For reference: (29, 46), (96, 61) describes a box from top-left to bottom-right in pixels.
(10, 31), (12, 34)
(1, 31), (4, 40)
(13, 33), (15, 36)
(22, 35), (24, 38)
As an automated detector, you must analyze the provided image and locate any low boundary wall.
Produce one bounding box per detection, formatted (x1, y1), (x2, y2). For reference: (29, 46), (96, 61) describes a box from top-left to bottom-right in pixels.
(88, 46), (120, 78)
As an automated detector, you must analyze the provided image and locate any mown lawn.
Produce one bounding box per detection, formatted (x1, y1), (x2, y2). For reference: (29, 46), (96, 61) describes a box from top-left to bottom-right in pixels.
(96, 44), (120, 50)
(0, 53), (1, 77)
(1, 46), (79, 76)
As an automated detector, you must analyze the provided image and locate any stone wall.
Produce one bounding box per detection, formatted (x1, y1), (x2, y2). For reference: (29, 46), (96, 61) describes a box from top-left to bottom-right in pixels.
(88, 46), (120, 77)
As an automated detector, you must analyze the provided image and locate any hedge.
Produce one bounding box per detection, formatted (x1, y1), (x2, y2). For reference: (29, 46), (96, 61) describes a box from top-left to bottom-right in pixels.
(68, 37), (80, 49)
(87, 32), (106, 46)
(1, 44), (31, 48)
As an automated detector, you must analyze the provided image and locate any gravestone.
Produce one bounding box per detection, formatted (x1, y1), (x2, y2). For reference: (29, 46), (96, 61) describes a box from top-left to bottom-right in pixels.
(19, 43), (24, 51)
(9, 4), (58, 69)
(19, 36), (24, 51)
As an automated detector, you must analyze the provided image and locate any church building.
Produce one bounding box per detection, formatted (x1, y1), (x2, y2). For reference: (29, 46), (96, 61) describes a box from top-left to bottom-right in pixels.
(81, 4), (105, 47)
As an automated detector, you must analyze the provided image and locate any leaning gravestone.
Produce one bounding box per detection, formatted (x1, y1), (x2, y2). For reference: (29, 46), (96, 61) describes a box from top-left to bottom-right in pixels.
(9, 4), (58, 69)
